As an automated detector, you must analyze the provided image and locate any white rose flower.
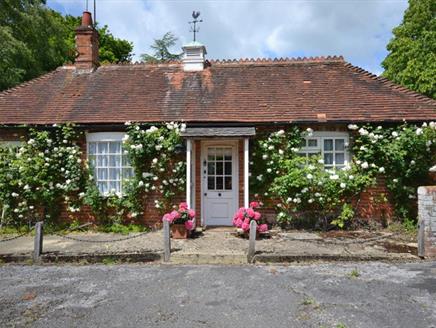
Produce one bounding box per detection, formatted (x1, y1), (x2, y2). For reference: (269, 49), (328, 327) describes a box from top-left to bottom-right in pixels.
(416, 128), (423, 135)
(267, 168), (272, 173)
(152, 158), (158, 164)
(379, 167), (385, 173)
(348, 124), (358, 130)
(262, 154), (268, 160)
(330, 174), (339, 180)
(340, 182), (346, 188)
(276, 130), (285, 136)
(306, 173), (313, 179)
(361, 162), (369, 169)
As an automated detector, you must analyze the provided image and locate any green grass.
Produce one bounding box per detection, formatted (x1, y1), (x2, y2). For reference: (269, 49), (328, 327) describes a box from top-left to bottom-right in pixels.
(349, 268), (360, 278)
(301, 297), (316, 306)
(101, 257), (118, 265)
(98, 223), (149, 235)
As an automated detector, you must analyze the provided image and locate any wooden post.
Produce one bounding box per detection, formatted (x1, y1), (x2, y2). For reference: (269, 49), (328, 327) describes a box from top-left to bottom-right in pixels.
(163, 220), (171, 262)
(248, 220), (257, 263)
(418, 220), (425, 258)
(33, 221), (43, 262)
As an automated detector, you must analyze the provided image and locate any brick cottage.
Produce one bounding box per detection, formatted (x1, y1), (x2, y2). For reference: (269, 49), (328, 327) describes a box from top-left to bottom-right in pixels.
(0, 12), (435, 227)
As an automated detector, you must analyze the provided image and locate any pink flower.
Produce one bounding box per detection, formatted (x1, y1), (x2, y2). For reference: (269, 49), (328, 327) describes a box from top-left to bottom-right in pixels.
(162, 213), (173, 223)
(258, 224), (268, 233)
(179, 202), (188, 210)
(241, 222), (250, 232)
(185, 220), (194, 231)
(246, 208), (255, 218)
(253, 211), (261, 220)
(170, 210), (181, 220)
(249, 201), (260, 209)
(237, 208), (246, 220)
(188, 209), (196, 219)
(233, 218), (243, 228)
(243, 217), (250, 224)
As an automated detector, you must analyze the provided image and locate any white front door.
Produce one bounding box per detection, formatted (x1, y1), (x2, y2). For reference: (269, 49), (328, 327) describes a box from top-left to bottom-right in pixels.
(202, 142), (238, 226)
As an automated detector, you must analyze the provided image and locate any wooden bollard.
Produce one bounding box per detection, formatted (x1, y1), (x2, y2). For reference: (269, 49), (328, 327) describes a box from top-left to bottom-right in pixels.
(163, 220), (171, 262)
(248, 220), (257, 263)
(33, 221), (44, 263)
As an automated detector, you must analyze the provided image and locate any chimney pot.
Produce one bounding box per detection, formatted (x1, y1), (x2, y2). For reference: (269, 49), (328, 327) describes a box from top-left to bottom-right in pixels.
(81, 11), (93, 27)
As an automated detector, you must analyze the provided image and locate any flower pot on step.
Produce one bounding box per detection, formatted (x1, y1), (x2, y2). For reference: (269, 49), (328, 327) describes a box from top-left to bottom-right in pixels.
(171, 224), (188, 239)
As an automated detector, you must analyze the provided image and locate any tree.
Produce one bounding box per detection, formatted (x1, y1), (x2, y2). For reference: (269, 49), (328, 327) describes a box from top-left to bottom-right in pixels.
(0, 1), (134, 91)
(381, 0), (436, 99)
(141, 32), (182, 63)
(59, 15), (133, 64)
(0, 0), (69, 90)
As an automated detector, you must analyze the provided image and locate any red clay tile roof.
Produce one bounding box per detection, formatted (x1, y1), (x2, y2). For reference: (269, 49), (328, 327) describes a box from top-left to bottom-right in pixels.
(0, 56), (435, 125)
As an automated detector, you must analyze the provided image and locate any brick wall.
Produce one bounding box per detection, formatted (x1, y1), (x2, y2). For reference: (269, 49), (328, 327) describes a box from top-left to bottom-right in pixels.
(418, 186), (436, 258)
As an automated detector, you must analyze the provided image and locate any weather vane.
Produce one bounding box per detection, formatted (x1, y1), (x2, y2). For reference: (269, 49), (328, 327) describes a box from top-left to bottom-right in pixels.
(189, 11), (203, 42)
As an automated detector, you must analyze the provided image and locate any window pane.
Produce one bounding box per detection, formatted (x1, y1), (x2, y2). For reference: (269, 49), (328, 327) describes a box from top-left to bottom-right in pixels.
(97, 168), (107, 180)
(216, 177), (224, 190)
(300, 139), (307, 147)
(98, 155), (108, 167)
(225, 177), (232, 190)
(123, 168), (134, 179)
(88, 142), (97, 154)
(109, 155), (121, 167)
(324, 153), (333, 165)
(98, 142), (108, 154)
(88, 155), (96, 168)
(335, 153), (345, 165)
(109, 141), (121, 154)
(335, 139), (345, 151)
(324, 139), (333, 151)
(98, 182), (108, 194)
(122, 155), (130, 166)
(216, 162), (223, 175)
(108, 181), (120, 193)
(208, 177), (215, 190)
(109, 168), (120, 180)
(207, 162), (215, 175)
(308, 139), (318, 147)
(225, 162), (232, 175)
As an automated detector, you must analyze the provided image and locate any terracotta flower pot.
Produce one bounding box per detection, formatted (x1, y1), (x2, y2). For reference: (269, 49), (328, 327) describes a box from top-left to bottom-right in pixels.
(171, 224), (189, 239)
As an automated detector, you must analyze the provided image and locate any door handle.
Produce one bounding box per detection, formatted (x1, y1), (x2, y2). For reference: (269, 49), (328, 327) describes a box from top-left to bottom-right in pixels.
(204, 193), (207, 196)
(218, 193), (222, 197)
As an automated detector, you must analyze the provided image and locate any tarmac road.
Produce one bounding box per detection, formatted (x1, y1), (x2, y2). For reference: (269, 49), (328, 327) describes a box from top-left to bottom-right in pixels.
(0, 261), (435, 328)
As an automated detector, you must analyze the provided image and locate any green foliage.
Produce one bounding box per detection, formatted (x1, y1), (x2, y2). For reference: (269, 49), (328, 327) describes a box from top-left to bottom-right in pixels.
(331, 204), (355, 229)
(99, 223), (148, 235)
(0, 0), (69, 90)
(382, 0), (436, 98)
(351, 123), (436, 221)
(0, 1), (133, 91)
(349, 268), (360, 278)
(0, 124), (87, 226)
(140, 32), (182, 63)
(59, 15), (133, 64)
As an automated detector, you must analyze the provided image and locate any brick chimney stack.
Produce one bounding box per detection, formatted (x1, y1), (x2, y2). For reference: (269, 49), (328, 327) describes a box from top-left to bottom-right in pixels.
(75, 11), (99, 71)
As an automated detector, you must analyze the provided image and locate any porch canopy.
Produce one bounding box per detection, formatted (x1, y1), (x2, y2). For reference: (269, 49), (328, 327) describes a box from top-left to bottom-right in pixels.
(180, 127), (256, 138)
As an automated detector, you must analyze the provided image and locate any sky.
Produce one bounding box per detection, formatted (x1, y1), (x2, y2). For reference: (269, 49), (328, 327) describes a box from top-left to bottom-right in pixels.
(46, 0), (409, 75)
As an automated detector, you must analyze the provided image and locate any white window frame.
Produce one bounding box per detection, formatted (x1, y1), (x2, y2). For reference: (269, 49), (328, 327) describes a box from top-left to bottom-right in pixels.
(86, 132), (133, 195)
(0, 141), (22, 148)
(299, 131), (350, 169)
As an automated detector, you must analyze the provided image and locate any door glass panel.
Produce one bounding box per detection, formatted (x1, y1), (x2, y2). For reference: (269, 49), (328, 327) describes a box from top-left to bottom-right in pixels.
(216, 162), (223, 175)
(207, 177), (215, 190)
(206, 146), (233, 191)
(225, 177), (232, 190)
(216, 177), (224, 190)
(207, 162), (215, 175)
(225, 162), (232, 175)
